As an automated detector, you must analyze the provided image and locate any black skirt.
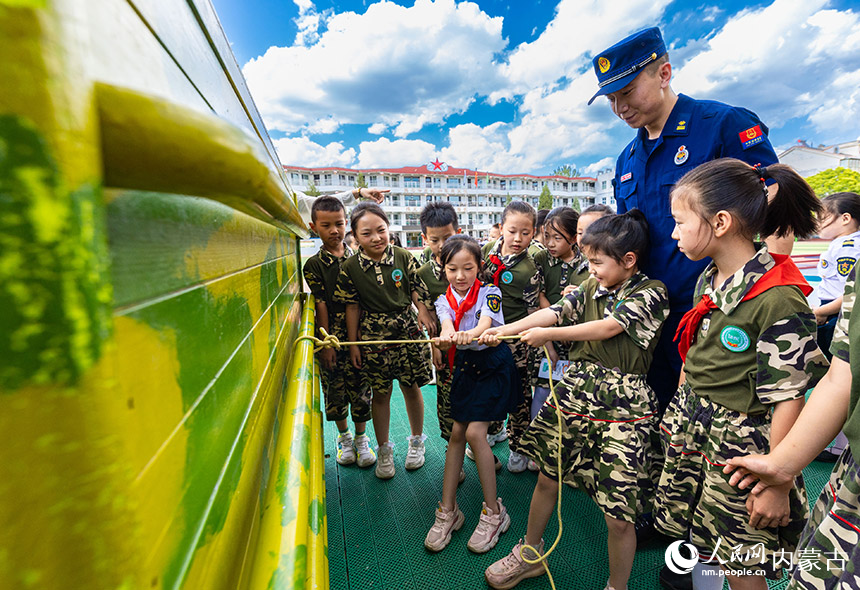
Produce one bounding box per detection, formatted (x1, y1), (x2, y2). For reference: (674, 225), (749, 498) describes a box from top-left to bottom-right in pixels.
(450, 344), (522, 422)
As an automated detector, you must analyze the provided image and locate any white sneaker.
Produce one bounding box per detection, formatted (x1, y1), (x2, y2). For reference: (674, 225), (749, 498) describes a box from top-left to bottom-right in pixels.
(354, 434), (376, 467)
(405, 436), (425, 470)
(376, 443), (395, 479)
(487, 429), (508, 447)
(336, 431), (356, 465)
(527, 459), (539, 472)
(507, 451), (528, 473)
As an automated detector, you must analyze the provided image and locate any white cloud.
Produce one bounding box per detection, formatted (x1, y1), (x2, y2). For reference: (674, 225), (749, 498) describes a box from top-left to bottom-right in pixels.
(672, 0), (860, 140)
(243, 0), (506, 137)
(583, 157), (615, 176)
(368, 122), (387, 134)
(356, 137), (437, 168)
(274, 136), (356, 167)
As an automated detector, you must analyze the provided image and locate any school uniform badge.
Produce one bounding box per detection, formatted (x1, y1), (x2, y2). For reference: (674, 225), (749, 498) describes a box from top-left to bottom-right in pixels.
(720, 325), (750, 352)
(837, 256), (856, 277)
(486, 293), (502, 313)
(391, 268), (404, 287)
(674, 145), (689, 165)
(501, 271), (514, 284)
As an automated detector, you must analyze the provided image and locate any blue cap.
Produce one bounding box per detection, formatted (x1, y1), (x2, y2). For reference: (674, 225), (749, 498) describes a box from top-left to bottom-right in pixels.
(588, 27), (666, 105)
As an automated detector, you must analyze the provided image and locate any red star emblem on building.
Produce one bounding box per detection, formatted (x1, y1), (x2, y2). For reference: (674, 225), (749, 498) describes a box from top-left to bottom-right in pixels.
(430, 158), (444, 170)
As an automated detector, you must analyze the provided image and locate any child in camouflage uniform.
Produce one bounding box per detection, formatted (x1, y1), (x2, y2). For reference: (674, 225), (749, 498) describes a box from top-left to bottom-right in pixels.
(727, 263), (860, 590)
(481, 210), (669, 590)
(660, 159), (828, 589)
(416, 202), (459, 445)
(333, 202), (435, 480)
(303, 197), (375, 467)
(531, 207), (590, 472)
(481, 201), (548, 473)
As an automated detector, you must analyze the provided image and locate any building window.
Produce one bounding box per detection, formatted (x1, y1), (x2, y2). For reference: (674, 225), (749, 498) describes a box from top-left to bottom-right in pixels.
(425, 176), (432, 188)
(448, 195), (461, 204)
(404, 176), (420, 188)
(500, 180), (506, 190)
(404, 195), (421, 206)
(405, 213), (419, 226)
(447, 177), (461, 188)
(601, 180), (607, 189)
(323, 174), (332, 185)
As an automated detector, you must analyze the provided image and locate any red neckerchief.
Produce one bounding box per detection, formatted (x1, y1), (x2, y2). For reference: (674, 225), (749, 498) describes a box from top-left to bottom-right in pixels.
(444, 279), (482, 369)
(488, 254), (506, 286)
(674, 253), (812, 362)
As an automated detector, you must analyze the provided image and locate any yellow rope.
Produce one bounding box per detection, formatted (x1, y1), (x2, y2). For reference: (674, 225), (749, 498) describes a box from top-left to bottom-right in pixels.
(296, 329), (565, 588)
(296, 327), (521, 352)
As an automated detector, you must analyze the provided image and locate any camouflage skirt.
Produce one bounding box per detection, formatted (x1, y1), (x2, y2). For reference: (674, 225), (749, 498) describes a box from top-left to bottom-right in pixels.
(654, 383), (809, 579)
(518, 360), (660, 523)
(358, 308), (432, 392)
(787, 448), (860, 589)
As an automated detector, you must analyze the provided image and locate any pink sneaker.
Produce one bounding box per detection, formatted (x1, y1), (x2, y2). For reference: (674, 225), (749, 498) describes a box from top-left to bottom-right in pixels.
(424, 503), (465, 552)
(484, 539), (546, 589)
(467, 498), (511, 553)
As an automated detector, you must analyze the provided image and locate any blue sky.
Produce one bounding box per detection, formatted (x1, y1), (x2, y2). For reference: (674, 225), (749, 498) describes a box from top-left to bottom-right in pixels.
(211, 0), (860, 176)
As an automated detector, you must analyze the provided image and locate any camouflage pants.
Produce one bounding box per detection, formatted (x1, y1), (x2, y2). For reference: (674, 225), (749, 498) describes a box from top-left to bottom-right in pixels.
(519, 360), (660, 523)
(358, 308), (432, 392)
(655, 383), (809, 579)
(489, 338), (534, 454)
(787, 448), (860, 589)
(436, 361), (453, 441)
(320, 350), (372, 422)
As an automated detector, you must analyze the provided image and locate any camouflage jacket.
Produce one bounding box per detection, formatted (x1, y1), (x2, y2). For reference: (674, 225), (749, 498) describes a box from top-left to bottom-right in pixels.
(684, 246), (828, 415)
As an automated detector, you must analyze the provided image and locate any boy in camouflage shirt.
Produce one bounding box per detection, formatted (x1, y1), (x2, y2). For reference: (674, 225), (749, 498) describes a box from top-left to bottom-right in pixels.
(303, 197), (375, 467)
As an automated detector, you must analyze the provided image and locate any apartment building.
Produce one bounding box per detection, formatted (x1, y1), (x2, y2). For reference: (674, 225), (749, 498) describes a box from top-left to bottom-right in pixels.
(285, 161), (605, 246)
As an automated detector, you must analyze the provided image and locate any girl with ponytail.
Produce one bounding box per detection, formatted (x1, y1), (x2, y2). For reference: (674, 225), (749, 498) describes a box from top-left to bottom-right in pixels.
(656, 158), (829, 589)
(480, 210), (670, 590)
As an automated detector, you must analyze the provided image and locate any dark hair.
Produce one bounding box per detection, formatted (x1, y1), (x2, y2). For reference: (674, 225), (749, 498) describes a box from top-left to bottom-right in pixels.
(310, 195), (346, 222)
(501, 200), (536, 227)
(672, 158), (821, 240)
(821, 192), (860, 222)
(581, 209), (650, 265)
(536, 209), (550, 230)
(440, 234), (483, 267)
(491, 223), (501, 230)
(390, 234), (402, 247)
(544, 206), (579, 242)
(350, 201), (389, 233)
(420, 201), (458, 233)
(581, 204), (614, 217)
(344, 230), (354, 243)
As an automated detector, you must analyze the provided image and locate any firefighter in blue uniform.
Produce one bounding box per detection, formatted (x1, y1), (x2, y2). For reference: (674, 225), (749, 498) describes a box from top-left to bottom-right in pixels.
(588, 27), (781, 590)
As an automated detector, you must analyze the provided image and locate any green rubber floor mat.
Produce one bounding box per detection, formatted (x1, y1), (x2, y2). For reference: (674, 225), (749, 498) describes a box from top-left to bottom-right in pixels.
(323, 384), (835, 590)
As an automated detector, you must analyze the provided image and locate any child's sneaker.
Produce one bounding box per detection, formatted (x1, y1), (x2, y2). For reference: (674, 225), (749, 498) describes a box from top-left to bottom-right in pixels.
(354, 434), (376, 467)
(487, 429), (508, 446)
(336, 431), (356, 465)
(465, 446), (503, 471)
(507, 451), (528, 473)
(376, 443), (395, 479)
(424, 503), (465, 552)
(467, 499), (511, 553)
(459, 466), (466, 484)
(405, 435), (425, 470)
(484, 539), (546, 589)
(527, 459), (539, 472)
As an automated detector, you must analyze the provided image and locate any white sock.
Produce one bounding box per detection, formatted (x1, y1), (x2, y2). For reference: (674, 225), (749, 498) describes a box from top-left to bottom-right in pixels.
(691, 563), (724, 590)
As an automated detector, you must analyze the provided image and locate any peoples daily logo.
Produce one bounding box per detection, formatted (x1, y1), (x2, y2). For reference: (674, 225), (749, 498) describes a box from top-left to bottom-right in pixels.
(665, 540), (698, 575)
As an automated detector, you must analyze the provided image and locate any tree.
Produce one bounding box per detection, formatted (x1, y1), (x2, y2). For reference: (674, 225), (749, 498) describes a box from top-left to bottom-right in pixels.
(553, 164), (580, 177)
(539, 184), (553, 210)
(305, 180), (321, 196)
(571, 198), (582, 213)
(505, 192), (513, 205)
(806, 167), (860, 197)
(355, 172), (368, 188)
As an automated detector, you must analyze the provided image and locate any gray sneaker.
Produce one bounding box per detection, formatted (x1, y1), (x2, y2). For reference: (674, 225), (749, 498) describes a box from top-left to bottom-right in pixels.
(485, 539), (545, 590)
(375, 443), (395, 479)
(507, 451), (528, 473)
(336, 431), (356, 465)
(405, 436), (425, 470)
